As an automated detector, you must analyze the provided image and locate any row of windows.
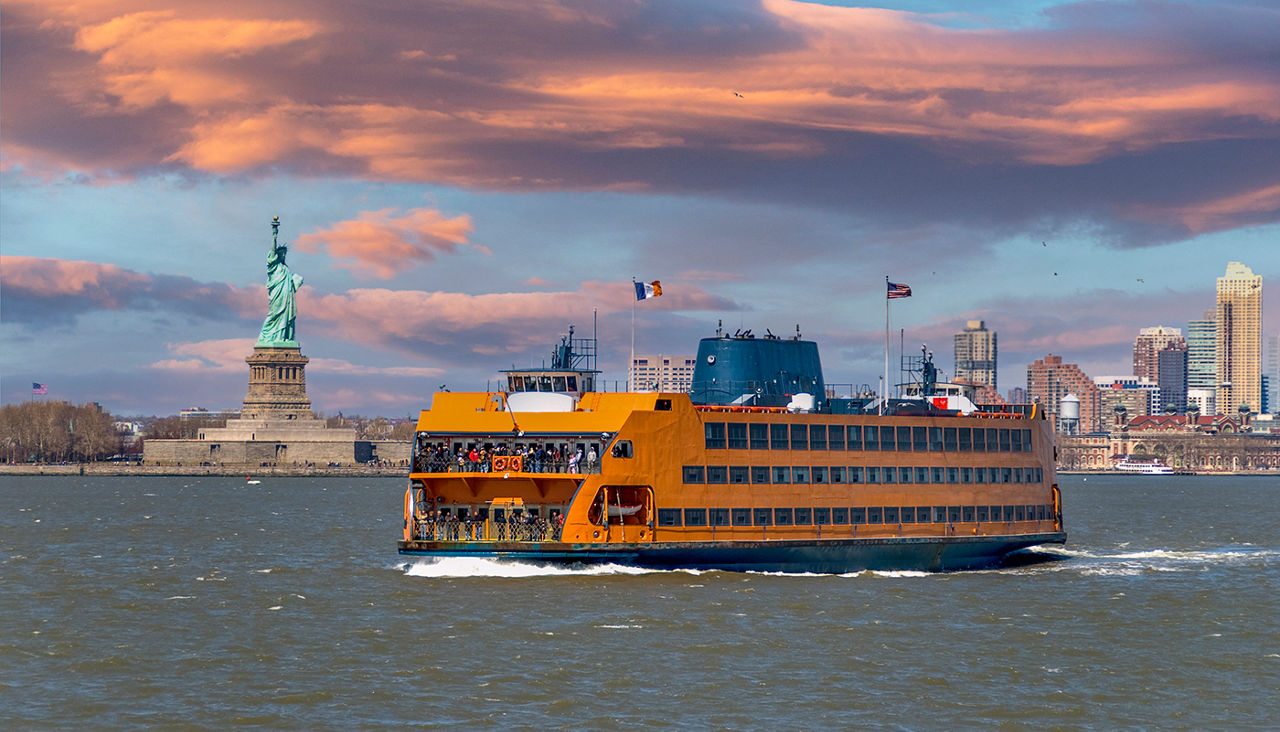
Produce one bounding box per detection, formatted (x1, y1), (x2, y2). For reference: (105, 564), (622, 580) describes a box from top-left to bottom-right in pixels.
(704, 423), (1032, 453)
(657, 504), (1055, 527)
(681, 465), (1045, 485)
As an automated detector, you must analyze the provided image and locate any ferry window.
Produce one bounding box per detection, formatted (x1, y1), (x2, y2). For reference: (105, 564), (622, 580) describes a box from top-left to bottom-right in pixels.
(707, 466), (728, 484)
(611, 440), (633, 459)
(899, 467), (913, 483)
(944, 428), (958, 451)
(729, 466), (749, 484)
(972, 428), (986, 452)
(932, 467), (945, 484)
(900, 506), (916, 523)
(986, 428), (998, 452)
(772, 466), (791, 484)
(947, 467), (959, 484)
(914, 467), (929, 484)
(771, 424), (790, 450)
(794, 508), (812, 525)
(684, 508), (708, 526)
(727, 422), (748, 450)
(975, 467), (988, 483)
(911, 426), (927, 451)
(655, 399), (672, 411)
(567, 376), (578, 392)
(897, 426), (913, 452)
(658, 509), (681, 527)
(976, 505), (990, 522)
(553, 376), (568, 392)
(848, 466), (863, 484)
(868, 507), (883, 524)
(947, 506), (961, 523)
(929, 427), (944, 452)
(830, 466), (845, 484)
(863, 425), (880, 451)
(958, 428), (972, 451)
(1015, 506), (1026, 521)
(539, 376), (553, 391)
(881, 466), (896, 484)
(705, 422), (726, 450)
(774, 508), (793, 526)
(828, 425), (846, 451)
(1038, 505), (1048, 521)
(749, 423), (769, 450)
(508, 376), (521, 391)
(847, 425), (863, 450)
(710, 508), (731, 526)
(880, 426), (896, 451)
(792, 466), (810, 484)
(851, 507), (867, 524)
(811, 466), (827, 484)
(1001, 467), (1013, 484)
(809, 425), (827, 450)
(934, 506), (948, 523)
(832, 507), (850, 524)
(751, 466), (771, 484)
(790, 424), (808, 450)
(1011, 467), (1022, 484)
(962, 506), (975, 522)
(961, 467), (973, 484)
(683, 466), (706, 484)
(1024, 430), (1034, 452)
(865, 466), (880, 483)
(814, 507), (831, 525)
(999, 429), (1011, 452)
(753, 508), (772, 526)
(1035, 468), (1044, 483)
(732, 508), (752, 526)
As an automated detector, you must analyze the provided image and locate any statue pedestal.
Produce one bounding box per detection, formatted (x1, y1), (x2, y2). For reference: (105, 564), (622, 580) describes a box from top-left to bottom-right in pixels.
(241, 346), (313, 420)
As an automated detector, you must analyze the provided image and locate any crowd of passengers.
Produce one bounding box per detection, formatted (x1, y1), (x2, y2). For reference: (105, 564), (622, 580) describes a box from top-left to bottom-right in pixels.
(414, 508), (564, 542)
(413, 442), (599, 474)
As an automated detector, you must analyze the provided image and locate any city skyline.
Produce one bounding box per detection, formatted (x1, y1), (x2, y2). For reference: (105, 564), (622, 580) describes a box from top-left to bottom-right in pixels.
(2, 0), (1278, 416)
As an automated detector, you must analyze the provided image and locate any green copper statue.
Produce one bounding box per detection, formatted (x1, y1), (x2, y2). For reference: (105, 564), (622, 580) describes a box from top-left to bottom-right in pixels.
(257, 216), (303, 347)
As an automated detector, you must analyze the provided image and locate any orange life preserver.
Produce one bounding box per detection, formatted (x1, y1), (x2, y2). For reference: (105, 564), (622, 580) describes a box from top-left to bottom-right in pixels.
(509, 456), (523, 472)
(493, 456), (508, 471)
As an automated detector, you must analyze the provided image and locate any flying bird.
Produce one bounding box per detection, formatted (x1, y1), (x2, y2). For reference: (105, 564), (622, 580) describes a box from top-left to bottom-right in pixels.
(1137, 277), (1144, 283)
(733, 91), (744, 98)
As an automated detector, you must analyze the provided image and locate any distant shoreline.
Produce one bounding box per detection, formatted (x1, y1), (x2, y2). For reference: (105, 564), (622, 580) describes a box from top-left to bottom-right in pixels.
(0, 463), (408, 478)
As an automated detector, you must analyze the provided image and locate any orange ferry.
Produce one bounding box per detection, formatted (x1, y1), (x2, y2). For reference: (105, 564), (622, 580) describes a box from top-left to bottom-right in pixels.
(399, 327), (1065, 572)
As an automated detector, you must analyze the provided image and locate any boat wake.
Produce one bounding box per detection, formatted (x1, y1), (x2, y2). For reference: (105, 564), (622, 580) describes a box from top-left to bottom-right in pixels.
(1018, 544), (1277, 576)
(397, 557), (672, 578)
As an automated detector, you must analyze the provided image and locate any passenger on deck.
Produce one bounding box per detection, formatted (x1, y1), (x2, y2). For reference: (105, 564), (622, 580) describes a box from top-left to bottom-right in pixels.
(586, 447), (598, 471)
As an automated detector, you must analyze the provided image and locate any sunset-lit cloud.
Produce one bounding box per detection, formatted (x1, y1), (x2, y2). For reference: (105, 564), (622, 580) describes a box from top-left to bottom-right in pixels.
(294, 207), (479, 279)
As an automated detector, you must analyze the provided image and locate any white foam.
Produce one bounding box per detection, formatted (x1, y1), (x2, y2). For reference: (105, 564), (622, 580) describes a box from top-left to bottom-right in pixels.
(399, 557), (662, 578)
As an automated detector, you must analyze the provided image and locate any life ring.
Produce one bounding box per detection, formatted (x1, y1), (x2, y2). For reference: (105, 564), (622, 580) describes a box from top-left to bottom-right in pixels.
(493, 456), (508, 471)
(508, 456), (523, 472)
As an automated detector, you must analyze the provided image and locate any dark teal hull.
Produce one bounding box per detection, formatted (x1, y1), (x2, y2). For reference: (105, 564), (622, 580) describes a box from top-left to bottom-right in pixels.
(398, 532), (1067, 573)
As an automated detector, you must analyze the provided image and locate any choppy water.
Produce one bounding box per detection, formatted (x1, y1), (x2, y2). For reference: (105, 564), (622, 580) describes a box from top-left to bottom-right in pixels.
(2, 474), (1277, 729)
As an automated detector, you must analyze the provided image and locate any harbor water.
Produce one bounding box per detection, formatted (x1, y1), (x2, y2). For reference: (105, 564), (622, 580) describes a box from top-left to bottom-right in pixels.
(3, 474), (1277, 728)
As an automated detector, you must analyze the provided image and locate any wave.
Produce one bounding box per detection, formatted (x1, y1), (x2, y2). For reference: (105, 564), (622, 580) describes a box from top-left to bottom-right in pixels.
(1019, 544), (1277, 576)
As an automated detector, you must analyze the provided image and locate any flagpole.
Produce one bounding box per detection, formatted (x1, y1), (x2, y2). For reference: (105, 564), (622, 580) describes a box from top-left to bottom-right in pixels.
(630, 277), (636, 393)
(883, 276), (889, 415)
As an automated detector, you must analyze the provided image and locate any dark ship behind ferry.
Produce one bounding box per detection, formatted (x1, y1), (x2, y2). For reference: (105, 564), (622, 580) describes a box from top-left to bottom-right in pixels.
(399, 325), (1065, 573)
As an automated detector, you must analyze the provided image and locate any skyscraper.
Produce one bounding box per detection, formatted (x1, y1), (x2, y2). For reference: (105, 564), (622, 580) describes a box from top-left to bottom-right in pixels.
(1266, 335), (1280, 415)
(1187, 309), (1217, 412)
(1027, 354), (1100, 433)
(1132, 326), (1184, 382)
(954, 320), (997, 390)
(1216, 262), (1263, 413)
(1157, 344), (1188, 413)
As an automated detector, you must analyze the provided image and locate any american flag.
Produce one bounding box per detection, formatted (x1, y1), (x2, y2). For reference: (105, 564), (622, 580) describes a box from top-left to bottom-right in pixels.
(32, 382), (48, 395)
(886, 281), (912, 299)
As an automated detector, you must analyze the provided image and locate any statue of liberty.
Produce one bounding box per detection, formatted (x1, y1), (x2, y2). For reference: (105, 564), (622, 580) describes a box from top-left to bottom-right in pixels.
(257, 216), (304, 346)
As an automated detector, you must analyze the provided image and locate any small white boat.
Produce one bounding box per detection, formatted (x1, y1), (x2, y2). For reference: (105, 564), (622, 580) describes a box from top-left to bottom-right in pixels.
(1112, 458), (1174, 475)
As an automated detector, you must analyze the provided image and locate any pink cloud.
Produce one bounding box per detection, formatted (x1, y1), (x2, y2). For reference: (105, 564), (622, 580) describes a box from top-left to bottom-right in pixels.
(150, 338), (256, 371)
(294, 207), (477, 278)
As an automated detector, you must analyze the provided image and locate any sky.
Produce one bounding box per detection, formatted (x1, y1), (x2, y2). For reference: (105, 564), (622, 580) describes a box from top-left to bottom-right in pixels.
(2, 0), (1278, 417)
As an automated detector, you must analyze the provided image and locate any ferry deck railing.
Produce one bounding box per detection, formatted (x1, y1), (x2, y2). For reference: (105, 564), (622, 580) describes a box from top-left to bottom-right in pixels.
(411, 453), (602, 475)
(413, 516), (564, 543)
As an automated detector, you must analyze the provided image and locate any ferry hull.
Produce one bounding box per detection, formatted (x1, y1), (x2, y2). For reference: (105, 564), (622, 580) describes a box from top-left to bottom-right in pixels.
(398, 532), (1067, 574)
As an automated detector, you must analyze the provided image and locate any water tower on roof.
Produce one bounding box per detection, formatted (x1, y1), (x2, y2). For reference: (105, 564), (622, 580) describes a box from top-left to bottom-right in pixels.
(1059, 393), (1080, 435)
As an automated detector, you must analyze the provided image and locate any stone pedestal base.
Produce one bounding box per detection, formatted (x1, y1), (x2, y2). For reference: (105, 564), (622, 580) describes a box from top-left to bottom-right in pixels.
(242, 346), (312, 420)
